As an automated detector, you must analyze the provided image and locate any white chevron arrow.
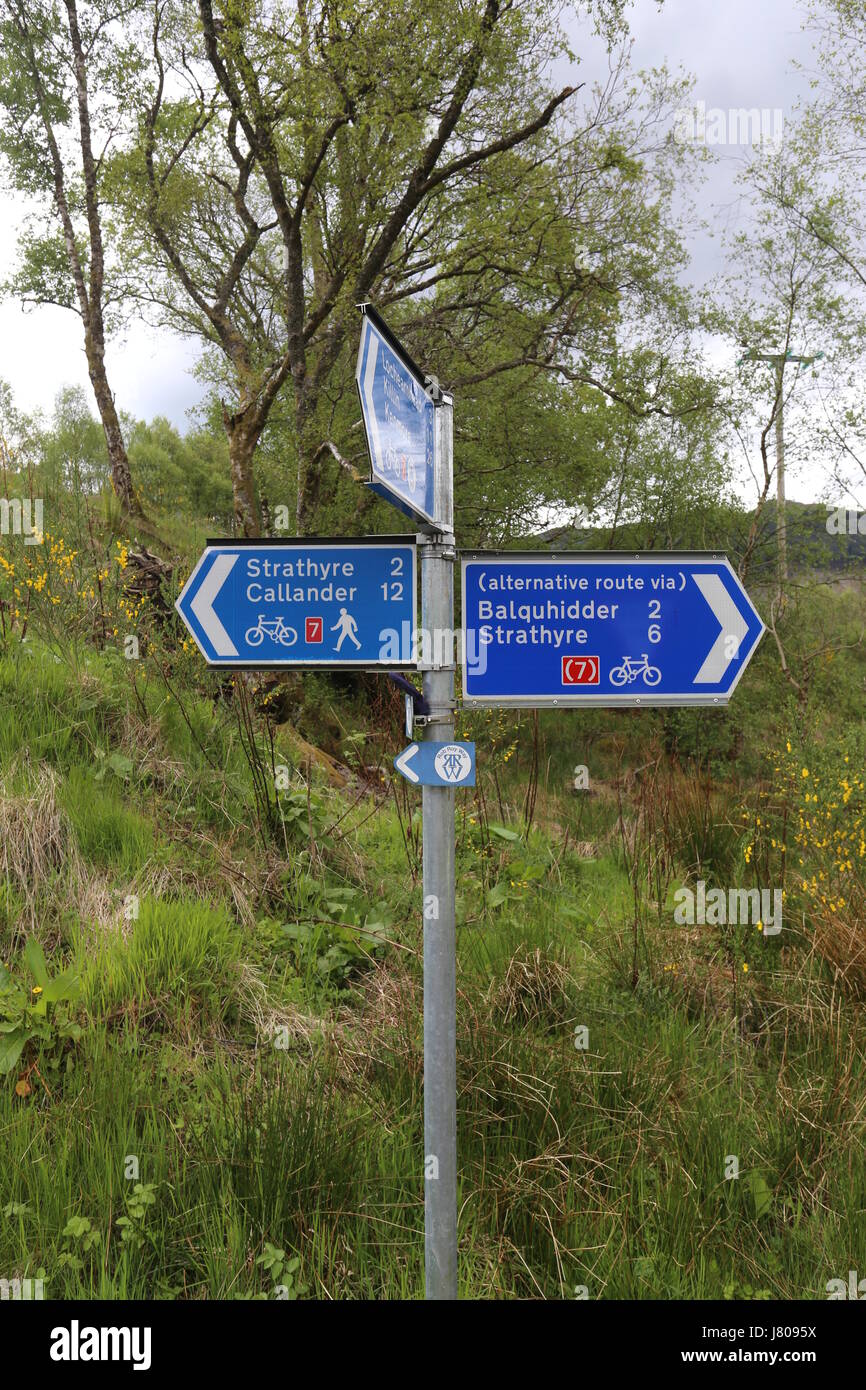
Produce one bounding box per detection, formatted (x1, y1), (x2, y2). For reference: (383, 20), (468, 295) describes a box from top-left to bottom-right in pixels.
(190, 552), (239, 657)
(692, 573), (749, 683)
(394, 743), (420, 783)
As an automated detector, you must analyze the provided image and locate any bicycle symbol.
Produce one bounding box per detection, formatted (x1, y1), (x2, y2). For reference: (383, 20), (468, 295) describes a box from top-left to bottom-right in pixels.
(245, 614), (298, 648)
(609, 653), (662, 688)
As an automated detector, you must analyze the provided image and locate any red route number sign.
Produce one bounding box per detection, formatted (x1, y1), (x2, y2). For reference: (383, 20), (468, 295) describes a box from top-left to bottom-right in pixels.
(561, 655), (599, 686)
(305, 616), (323, 643)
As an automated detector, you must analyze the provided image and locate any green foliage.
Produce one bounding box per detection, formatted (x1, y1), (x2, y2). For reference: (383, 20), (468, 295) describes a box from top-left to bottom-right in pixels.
(115, 1183), (158, 1251)
(0, 939), (82, 1077)
(0, 0), (864, 1306)
(256, 1243), (305, 1299)
(277, 880), (393, 994)
(126, 416), (232, 522)
(57, 1214), (100, 1272)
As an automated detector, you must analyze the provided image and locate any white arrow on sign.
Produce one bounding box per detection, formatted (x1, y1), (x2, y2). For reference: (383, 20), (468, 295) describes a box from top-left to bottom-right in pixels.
(692, 573), (749, 684)
(394, 742), (420, 783)
(190, 551), (239, 657)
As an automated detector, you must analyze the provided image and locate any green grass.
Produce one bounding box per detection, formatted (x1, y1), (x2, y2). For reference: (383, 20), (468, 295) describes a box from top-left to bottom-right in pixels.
(1, 631), (865, 1300)
(78, 897), (242, 1033)
(59, 766), (155, 873)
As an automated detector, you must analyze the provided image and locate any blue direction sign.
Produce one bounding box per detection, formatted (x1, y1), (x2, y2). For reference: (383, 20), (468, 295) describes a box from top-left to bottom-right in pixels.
(394, 741), (476, 787)
(462, 553), (765, 707)
(356, 306), (437, 523)
(176, 541), (416, 668)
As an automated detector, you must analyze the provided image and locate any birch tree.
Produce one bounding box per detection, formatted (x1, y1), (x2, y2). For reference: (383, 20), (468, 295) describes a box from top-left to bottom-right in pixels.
(117, 0), (702, 537)
(0, 0), (147, 523)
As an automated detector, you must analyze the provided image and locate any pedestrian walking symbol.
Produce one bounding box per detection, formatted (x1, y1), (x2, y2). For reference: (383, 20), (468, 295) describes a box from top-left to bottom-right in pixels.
(332, 607), (361, 652)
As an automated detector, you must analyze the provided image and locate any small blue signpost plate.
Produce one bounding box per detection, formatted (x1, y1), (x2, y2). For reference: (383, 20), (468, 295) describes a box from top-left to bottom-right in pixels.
(394, 741), (476, 787)
(176, 540), (416, 668)
(462, 552), (765, 707)
(356, 307), (437, 523)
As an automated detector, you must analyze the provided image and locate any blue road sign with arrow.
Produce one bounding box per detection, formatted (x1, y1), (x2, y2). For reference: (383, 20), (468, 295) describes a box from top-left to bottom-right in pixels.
(176, 541), (416, 668)
(356, 306), (437, 523)
(462, 552), (765, 707)
(394, 741), (476, 787)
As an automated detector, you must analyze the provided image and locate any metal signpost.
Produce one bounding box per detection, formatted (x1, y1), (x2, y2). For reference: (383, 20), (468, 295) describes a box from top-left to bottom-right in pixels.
(176, 540), (416, 668)
(178, 308), (767, 1307)
(178, 313), (459, 1300)
(462, 552), (765, 708)
(357, 304), (459, 1298)
(418, 392), (458, 1301)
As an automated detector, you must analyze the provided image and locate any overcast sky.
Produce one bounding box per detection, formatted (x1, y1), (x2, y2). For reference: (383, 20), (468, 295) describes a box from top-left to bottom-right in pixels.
(580, 0), (815, 274)
(0, 0), (827, 494)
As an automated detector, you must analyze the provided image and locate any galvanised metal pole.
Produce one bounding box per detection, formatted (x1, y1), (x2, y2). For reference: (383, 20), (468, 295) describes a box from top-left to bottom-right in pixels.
(421, 391), (457, 1299)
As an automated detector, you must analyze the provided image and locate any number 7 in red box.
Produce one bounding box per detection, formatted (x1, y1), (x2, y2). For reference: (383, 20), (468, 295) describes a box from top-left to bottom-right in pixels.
(561, 655), (599, 685)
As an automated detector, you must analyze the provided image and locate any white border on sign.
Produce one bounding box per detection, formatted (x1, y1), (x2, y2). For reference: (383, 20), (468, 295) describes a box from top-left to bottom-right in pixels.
(176, 541), (418, 669)
(459, 551), (766, 708)
(355, 314), (438, 526)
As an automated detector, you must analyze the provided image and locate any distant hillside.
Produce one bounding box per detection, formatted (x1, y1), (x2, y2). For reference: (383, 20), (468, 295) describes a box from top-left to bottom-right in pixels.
(532, 501), (866, 577)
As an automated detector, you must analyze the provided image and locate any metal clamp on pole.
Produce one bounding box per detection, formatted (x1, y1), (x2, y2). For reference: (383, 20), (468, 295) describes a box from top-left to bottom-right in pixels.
(422, 700), (456, 720)
(418, 532), (456, 561)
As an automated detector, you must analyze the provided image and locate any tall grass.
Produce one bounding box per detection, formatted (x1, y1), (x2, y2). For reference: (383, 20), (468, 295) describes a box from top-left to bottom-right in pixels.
(79, 897), (242, 1034)
(1, 627), (865, 1300)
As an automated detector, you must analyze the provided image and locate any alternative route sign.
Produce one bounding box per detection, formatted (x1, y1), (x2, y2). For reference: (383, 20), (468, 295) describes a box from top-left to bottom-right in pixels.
(462, 552), (765, 707)
(394, 741), (476, 787)
(356, 304), (437, 523)
(176, 540), (416, 668)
